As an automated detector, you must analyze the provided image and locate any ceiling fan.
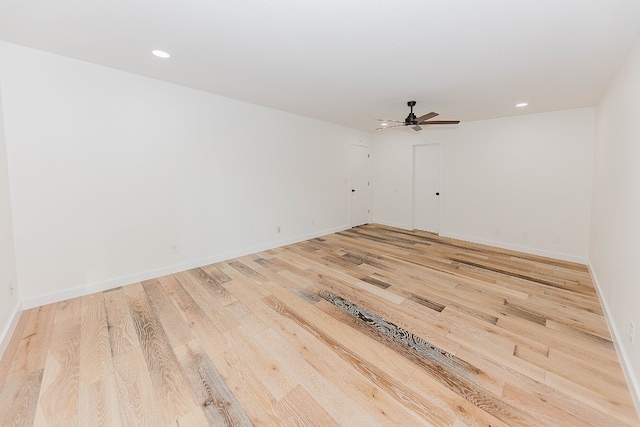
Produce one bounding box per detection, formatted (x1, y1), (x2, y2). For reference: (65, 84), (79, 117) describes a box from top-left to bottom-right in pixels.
(376, 101), (460, 131)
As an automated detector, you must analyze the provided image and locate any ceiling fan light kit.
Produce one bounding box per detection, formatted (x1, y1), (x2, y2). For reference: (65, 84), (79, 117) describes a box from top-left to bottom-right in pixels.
(376, 101), (460, 131)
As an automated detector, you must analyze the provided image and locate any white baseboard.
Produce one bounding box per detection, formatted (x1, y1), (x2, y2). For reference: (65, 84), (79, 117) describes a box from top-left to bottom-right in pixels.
(441, 232), (588, 264)
(588, 264), (640, 418)
(0, 300), (22, 361)
(21, 225), (350, 310)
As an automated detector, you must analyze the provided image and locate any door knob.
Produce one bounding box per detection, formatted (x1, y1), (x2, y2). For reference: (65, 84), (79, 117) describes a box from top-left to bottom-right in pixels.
(435, 192), (440, 195)
(352, 189), (356, 192)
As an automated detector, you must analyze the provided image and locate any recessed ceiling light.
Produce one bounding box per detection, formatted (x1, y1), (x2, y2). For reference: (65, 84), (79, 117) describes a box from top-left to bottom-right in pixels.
(516, 102), (528, 107)
(381, 123), (388, 126)
(152, 50), (170, 59)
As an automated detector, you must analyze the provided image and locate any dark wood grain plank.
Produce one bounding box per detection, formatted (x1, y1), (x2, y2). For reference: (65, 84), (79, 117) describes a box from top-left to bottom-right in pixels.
(228, 261), (268, 283)
(175, 339), (252, 426)
(126, 289), (197, 424)
(262, 293), (527, 426)
(187, 267), (237, 306)
(316, 291), (537, 427)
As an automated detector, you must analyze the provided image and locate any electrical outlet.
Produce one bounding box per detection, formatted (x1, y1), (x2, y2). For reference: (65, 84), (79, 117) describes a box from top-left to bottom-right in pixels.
(171, 244), (180, 254)
(277, 226), (281, 233)
(494, 228), (500, 235)
(310, 219), (315, 228)
(631, 322), (635, 344)
(521, 231), (528, 240)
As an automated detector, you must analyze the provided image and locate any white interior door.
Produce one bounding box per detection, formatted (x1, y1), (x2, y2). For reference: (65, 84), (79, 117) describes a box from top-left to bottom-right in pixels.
(413, 143), (441, 233)
(349, 144), (371, 227)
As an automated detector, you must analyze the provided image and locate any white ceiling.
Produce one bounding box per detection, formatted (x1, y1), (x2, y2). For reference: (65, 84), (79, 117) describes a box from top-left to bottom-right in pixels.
(1, 0), (639, 131)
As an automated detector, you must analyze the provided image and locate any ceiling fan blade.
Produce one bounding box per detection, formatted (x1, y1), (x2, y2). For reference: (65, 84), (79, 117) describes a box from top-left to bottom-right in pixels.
(423, 120), (461, 125)
(416, 112), (438, 123)
(375, 118), (405, 123)
(375, 124), (406, 131)
(375, 103), (460, 130)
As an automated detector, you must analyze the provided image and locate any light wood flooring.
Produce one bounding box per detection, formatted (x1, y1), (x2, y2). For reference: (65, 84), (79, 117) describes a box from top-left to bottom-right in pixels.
(0, 224), (638, 426)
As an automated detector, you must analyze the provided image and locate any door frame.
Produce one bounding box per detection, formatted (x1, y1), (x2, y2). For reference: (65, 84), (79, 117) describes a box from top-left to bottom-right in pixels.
(411, 141), (444, 233)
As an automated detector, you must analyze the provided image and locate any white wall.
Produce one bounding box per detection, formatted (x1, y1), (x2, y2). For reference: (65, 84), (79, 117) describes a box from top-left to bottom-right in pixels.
(0, 42), (370, 308)
(373, 108), (595, 262)
(591, 34), (640, 411)
(0, 72), (21, 356)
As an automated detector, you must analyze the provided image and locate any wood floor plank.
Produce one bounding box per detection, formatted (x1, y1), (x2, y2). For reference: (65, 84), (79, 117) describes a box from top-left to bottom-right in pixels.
(273, 384), (340, 427)
(112, 347), (163, 427)
(404, 368), (510, 427)
(173, 339), (252, 426)
(256, 326), (392, 425)
(103, 288), (139, 357)
(188, 267), (238, 306)
(174, 406), (210, 427)
(0, 224), (638, 426)
(315, 291), (550, 426)
(222, 325), (298, 401)
(161, 274), (229, 359)
(125, 288), (197, 425)
(174, 270), (241, 335)
(78, 296), (122, 426)
(266, 291), (527, 426)
(33, 317), (81, 426)
(53, 296), (83, 325)
(306, 270), (458, 355)
(456, 337), (627, 427)
(0, 369), (43, 427)
(206, 343), (281, 425)
(174, 408), (211, 427)
(259, 301), (433, 426)
(142, 279), (194, 349)
(7, 303), (57, 380)
(545, 370), (639, 426)
(497, 315), (618, 364)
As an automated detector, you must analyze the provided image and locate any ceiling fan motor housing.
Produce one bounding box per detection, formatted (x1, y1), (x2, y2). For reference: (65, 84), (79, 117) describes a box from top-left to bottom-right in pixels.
(405, 113), (417, 125)
(405, 100), (418, 125)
